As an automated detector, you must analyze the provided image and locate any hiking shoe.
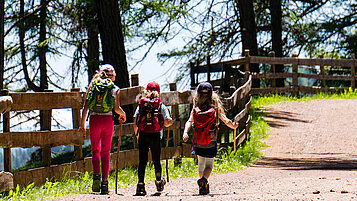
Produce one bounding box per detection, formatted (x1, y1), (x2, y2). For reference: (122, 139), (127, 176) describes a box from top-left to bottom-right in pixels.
(155, 178), (166, 192)
(135, 182), (146, 196)
(197, 177), (209, 195)
(92, 173), (101, 193)
(101, 180), (109, 194)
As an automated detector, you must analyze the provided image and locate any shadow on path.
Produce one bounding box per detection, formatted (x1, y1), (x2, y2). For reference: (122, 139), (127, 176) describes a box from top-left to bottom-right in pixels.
(255, 156), (357, 171)
(265, 110), (311, 128)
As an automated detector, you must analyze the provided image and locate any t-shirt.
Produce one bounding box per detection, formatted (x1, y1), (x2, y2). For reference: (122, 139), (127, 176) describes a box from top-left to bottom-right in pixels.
(90, 85), (120, 116)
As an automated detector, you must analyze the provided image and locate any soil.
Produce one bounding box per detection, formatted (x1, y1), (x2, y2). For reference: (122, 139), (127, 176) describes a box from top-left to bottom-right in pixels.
(50, 99), (357, 200)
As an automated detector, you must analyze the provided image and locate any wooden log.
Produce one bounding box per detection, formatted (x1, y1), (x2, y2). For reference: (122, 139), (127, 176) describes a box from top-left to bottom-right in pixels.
(224, 75), (252, 110)
(170, 83), (182, 166)
(71, 88), (83, 161)
(292, 54), (299, 96)
(131, 74), (139, 149)
(319, 55), (326, 89)
(352, 54), (356, 89)
(233, 96), (252, 122)
(251, 87), (293, 95)
(251, 72), (292, 79)
(10, 92), (83, 111)
(0, 95), (12, 114)
(1, 90), (11, 172)
(0, 130), (84, 148)
(250, 56), (357, 67)
(269, 51), (276, 88)
(0, 171), (13, 192)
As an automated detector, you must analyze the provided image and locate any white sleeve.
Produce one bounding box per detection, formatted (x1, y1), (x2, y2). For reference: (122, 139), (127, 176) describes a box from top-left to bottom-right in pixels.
(161, 104), (172, 120)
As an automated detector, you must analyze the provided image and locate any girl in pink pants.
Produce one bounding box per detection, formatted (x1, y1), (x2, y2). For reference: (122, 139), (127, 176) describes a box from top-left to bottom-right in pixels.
(80, 64), (126, 194)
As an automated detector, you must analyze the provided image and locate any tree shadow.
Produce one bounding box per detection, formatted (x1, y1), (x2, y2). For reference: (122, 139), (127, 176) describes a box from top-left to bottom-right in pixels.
(255, 156), (357, 170)
(265, 110), (311, 128)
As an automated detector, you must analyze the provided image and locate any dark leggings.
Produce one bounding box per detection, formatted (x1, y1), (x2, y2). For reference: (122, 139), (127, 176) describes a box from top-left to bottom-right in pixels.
(138, 132), (162, 183)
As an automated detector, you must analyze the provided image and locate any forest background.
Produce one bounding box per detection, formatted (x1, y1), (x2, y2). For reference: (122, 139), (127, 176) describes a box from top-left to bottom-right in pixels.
(0, 0), (356, 171)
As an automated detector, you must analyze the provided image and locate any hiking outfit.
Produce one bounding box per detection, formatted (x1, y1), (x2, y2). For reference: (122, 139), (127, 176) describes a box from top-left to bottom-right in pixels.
(134, 83), (172, 195)
(191, 106), (218, 195)
(84, 64), (120, 194)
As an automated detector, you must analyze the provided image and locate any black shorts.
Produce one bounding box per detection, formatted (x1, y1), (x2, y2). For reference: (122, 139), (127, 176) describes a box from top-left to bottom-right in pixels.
(194, 143), (217, 158)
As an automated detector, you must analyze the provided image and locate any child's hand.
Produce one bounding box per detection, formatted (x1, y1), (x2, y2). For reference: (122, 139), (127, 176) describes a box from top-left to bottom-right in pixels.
(183, 133), (189, 142)
(233, 121), (239, 129)
(119, 115), (126, 123)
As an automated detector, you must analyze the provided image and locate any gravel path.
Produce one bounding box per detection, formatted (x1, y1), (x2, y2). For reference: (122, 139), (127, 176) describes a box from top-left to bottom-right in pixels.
(50, 99), (357, 200)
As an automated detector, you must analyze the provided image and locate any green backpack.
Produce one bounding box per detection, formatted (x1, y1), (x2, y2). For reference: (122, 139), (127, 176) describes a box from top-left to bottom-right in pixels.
(86, 77), (115, 113)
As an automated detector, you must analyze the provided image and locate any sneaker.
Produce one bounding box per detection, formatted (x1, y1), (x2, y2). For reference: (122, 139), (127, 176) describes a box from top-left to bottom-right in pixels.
(101, 180), (109, 194)
(197, 177), (209, 195)
(92, 173), (101, 193)
(135, 182), (146, 196)
(155, 178), (166, 192)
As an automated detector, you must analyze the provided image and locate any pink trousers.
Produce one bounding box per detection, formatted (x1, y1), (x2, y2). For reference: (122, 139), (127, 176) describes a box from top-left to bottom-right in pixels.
(89, 115), (114, 179)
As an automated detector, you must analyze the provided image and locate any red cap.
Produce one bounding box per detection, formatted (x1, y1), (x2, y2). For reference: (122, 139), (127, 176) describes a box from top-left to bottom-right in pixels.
(146, 81), (160, 94)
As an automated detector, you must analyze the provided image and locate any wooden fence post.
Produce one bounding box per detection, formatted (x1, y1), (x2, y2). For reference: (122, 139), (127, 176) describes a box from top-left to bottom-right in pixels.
(292, 53), (299, 96)
(41, 89), (53, 167)
(269, 51), (276, 88)
(131, 74), (139, 149)
(319, 55), (326, 90)
(206, 56), (211, 82)
(1, 90), (11, 172)
(351, 53), (356, 89)
(170, 83), (182, 166)
(71, 88), (83, 161)
(190, 62), (195, 89)
(244, 50), (250, 72)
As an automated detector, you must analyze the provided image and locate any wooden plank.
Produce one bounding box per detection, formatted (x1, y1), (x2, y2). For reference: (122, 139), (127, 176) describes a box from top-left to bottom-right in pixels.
(0, 130), (84, 148)
(160, 90), (194, 105)
(1, 90), (11, 172)
(233, 96), (252, 122)
(299, 86), (347, 94)
(250, 56), (357, 67)
(0, 171), (14, 192)
(224, 75), (252, 110)
(251, 87), (293, 95)
(119, 86), (145, 106)
(298, 73), (354, 81)
(71, 88), (83, 161)
(252, 72), (292, 79)
(10, 92), (83, 111)
(0, 96), (12, 114)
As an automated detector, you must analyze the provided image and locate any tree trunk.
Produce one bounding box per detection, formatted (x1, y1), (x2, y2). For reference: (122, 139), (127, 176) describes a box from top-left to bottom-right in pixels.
(85, 1), (99, 83)
(20, 0), (41, 92)
(0, 0), (4, 89)
(95, 0), (129, 88)
(39, 0), (48, 90)
(270, 0), (284, 87)
(95, 0), (132, 123)
(237, 0), (259, 88)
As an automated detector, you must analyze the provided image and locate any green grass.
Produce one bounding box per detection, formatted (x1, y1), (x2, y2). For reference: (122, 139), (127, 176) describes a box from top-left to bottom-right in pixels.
(4, 89), (357, 201)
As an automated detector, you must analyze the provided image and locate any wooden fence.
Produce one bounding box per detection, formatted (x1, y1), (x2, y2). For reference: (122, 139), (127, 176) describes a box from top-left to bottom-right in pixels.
(192, 50), (357, 96)
(0, 73), (252, 191)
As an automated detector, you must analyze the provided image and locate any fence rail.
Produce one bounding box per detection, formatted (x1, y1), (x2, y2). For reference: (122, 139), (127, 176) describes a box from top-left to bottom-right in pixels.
(0, 73), (252, 190)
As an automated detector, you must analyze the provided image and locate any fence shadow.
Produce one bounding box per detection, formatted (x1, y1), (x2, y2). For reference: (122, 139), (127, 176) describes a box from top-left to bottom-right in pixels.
(255, 156), (357, 171)
(265, 110), (311, 128)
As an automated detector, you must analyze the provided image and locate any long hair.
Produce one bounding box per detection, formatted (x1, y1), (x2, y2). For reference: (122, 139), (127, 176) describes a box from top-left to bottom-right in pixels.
(85, 71), (111, 96)
(144, 90), (160, 99)
(193, 87), (224, 115)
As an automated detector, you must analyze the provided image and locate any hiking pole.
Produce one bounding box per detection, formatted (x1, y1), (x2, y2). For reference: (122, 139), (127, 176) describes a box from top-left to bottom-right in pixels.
(115, 121), (123, 194)
(165, 127), (170, 182)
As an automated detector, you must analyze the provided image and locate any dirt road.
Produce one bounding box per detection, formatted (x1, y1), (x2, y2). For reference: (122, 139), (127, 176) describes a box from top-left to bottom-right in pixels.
(52, 99), (357, 200)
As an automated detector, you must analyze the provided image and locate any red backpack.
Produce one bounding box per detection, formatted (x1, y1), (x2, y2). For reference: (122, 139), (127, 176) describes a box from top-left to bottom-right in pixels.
(137, 97), (164, 133)
(192, 107), (218, 148)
